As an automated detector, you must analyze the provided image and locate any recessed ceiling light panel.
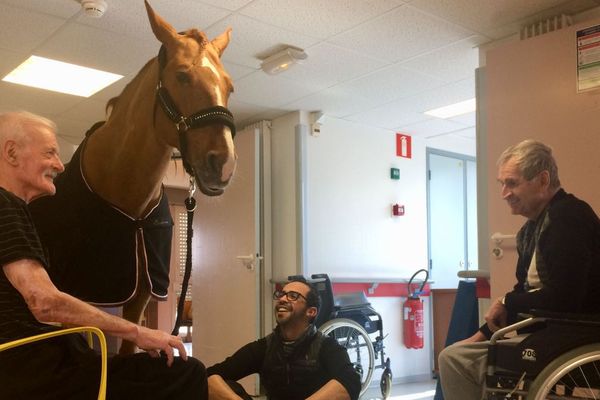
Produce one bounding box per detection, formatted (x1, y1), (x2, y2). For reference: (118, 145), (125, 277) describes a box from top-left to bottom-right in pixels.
(2, 55), (123, 97)
(425, 98), (476, 119)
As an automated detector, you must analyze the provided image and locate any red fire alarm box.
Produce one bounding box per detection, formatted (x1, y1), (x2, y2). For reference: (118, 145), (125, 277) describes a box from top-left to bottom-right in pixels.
(392, 204), (405, 216)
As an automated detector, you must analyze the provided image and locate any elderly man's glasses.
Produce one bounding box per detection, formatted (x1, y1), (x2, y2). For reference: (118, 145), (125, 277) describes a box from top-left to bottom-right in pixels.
(273, 289), (307, 302)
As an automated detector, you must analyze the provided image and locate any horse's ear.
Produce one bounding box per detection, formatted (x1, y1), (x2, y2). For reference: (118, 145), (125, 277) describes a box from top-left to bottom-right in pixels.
(144, 0), (178, 46)
(211, 28), (232, 57)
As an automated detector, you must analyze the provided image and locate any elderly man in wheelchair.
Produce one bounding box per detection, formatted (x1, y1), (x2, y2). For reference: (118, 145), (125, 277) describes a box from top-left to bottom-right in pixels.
(438, 139), (600, 400)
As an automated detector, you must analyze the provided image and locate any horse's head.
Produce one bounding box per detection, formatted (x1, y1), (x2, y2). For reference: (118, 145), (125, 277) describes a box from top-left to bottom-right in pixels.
(145, 1), (236, 196)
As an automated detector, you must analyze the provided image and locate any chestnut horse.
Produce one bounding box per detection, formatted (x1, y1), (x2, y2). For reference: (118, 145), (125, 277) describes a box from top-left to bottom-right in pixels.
(29, 1), (236, 353)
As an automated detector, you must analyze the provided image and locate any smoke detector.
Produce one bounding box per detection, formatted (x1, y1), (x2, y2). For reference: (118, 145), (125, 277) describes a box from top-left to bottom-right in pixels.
(80, 0), (107, 18)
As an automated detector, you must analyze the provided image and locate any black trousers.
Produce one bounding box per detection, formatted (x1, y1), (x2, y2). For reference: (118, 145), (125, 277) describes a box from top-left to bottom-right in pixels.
(0, 334), (207, 399)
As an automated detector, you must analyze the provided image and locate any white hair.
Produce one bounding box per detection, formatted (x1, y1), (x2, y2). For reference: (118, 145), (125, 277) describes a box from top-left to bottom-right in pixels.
(0, 111), (57, 146)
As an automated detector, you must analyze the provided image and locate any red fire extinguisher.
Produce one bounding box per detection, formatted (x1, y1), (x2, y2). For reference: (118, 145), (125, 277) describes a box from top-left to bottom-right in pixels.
(403, 269), (429, 349)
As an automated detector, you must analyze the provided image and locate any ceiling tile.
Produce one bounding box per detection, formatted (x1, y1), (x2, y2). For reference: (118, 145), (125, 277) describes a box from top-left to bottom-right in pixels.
(53, 116), (96, 145)
(57, 98), (108, 127)
(240, 0), (405, 39)
(399, 35), (484, 83)
(89, 72), (136, 104)
(232, 71), (320, 108)
(228, 98), (282, 127)
(0, 3), (65, 53)
(205, 14), (320, 69)
(448, 111), (476, 126)
(397, 117), (468, 137)
(191, 0), (254, 11)
(401, 78), (475, 114)
(35, 22), (158, 76)
(0, 0), (79, 18)
(223, 61), (256, 81)
(280, 43), (388, 89)
(330, 5), (473, 62)
(0, 48), (28, 78)
(284, 86), (383, 118)
(426, 132), (476, 156)
(454, 126), (476, 139)
(338, 64), (447, 103)
(0, 81), (83, 117)
(75, 0), (231, 41)
(343, 101), (430, 130)
(409, 0), (598, 39)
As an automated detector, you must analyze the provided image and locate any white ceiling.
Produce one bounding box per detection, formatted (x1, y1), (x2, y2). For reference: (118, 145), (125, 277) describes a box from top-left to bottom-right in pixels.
(1, 0), (599, 152)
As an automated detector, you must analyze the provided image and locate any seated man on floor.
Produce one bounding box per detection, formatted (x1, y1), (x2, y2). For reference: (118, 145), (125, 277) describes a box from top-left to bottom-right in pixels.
(438, 139), (600, 400)
(207, 277), (361, 400)
(0, 111), (207, 399)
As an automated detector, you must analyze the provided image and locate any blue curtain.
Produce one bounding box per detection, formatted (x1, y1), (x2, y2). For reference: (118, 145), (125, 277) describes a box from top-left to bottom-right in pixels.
(434, 280), (480, 400)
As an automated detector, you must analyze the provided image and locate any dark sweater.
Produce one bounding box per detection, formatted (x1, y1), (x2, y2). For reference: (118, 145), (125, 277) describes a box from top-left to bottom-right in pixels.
(481, 189), (600, 338)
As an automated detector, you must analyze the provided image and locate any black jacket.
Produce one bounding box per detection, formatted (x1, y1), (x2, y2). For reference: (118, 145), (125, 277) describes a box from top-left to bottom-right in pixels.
(207, 325), (361, 400)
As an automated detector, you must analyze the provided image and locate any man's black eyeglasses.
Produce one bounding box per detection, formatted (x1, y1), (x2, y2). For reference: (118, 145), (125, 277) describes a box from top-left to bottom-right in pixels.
(273, 289), (307, 302)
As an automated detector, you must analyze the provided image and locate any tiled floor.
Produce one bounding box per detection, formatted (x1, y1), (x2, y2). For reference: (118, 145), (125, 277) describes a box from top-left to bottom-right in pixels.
(180, 339), (437, 400)
(360, 380), (436, 400)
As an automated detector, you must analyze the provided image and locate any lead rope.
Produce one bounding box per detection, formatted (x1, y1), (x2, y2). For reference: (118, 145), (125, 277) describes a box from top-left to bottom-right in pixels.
(172, 177), (197, 336)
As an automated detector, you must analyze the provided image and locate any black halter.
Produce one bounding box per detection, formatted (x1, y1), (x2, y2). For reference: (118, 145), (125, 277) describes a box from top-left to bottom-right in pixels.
(155, 45), (236, 176)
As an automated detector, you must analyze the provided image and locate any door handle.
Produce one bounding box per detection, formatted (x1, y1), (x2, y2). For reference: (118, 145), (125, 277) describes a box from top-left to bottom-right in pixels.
(236, 254), (263, 271)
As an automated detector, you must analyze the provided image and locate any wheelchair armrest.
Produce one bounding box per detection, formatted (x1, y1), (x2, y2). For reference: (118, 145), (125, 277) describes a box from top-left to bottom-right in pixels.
(527, 309), (600, 322)
(489, 317), (546, 345)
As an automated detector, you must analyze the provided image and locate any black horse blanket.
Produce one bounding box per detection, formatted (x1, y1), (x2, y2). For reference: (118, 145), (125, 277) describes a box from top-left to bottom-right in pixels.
(29, 129), (173, 306)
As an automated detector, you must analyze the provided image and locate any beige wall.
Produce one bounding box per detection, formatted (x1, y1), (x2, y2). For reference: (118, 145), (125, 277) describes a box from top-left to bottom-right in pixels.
(485, 17), (600, 299)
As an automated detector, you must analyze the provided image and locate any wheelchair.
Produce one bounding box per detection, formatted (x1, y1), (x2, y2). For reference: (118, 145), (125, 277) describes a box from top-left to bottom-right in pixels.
(295, 274), (393, 399)
(484, 310), (600, 399)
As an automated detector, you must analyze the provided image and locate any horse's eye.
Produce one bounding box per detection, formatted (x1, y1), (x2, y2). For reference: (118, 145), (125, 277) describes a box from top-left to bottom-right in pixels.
(176, 71), (191, 85)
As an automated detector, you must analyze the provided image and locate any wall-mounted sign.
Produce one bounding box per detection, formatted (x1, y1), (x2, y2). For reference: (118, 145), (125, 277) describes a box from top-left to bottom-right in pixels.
(396, 133), (412, 159)
(577, 24), (600, 92)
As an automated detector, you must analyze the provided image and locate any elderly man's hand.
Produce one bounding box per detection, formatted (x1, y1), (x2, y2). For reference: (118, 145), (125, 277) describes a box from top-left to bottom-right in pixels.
(135, 326), (187, 366)
(484, 297), (507, 332)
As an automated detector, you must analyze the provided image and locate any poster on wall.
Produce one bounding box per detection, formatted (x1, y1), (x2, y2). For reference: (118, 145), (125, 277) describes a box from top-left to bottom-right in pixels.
(396, 133), (412, 159)
(576, 24), (600, 92)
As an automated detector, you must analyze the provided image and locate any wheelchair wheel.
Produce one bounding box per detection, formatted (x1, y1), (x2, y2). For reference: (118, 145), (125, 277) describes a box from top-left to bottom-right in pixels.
(319, 318), (375, 396)
(527, 343), (600, 399)
(380, 358), (392, 399)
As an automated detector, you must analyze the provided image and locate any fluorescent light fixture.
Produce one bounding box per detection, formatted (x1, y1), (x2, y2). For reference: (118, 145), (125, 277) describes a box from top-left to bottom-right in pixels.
(2, 55), (123, 97)
(425, 98), (476, 118)
(261, 47), (307, 75)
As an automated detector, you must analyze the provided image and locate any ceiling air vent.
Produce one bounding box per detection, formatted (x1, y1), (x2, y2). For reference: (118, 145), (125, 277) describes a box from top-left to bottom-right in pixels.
(520, 14), (572, 40)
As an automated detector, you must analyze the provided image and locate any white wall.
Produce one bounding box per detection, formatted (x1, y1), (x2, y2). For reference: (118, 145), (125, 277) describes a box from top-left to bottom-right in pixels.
(270, 114), (432, 383)
(305, 117), (428, 277)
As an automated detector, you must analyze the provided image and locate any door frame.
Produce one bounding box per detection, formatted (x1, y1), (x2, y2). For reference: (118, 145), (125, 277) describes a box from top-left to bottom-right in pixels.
(426, 148), (476, 286)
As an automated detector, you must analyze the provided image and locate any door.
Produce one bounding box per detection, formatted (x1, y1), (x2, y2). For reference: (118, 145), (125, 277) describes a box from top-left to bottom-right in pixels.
(193, 124), (267, 395)
(428, 151), (477, 289)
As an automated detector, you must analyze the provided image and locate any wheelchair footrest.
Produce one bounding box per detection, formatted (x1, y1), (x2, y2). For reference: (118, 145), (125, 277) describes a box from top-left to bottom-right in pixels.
(485, 373), (531, 400)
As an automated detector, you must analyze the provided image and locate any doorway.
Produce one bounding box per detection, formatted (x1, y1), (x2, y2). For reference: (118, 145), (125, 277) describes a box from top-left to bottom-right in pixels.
(427, 149), (477, 289)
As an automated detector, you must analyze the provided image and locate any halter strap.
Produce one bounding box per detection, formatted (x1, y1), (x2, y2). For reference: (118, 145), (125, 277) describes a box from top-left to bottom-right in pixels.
(155, 45), (236, 176)
(156, 81), (236, 135)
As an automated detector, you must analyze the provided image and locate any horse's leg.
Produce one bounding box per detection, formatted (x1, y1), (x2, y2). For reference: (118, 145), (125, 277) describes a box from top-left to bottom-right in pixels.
(119, 286), (150, 354)
(119, 237), (152, 354)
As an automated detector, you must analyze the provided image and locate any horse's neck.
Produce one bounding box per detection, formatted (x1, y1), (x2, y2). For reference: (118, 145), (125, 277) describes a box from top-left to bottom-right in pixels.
(82, 62), (172, 218)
